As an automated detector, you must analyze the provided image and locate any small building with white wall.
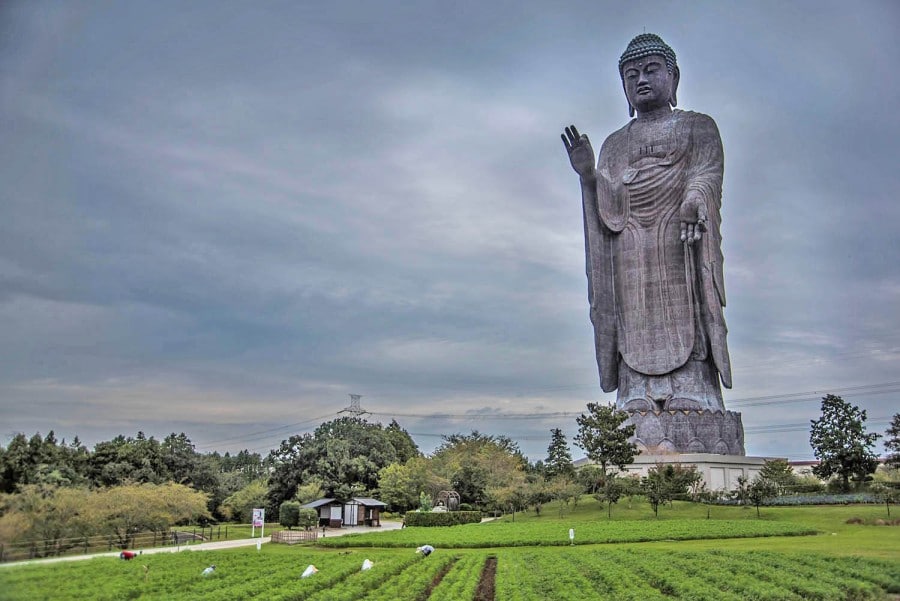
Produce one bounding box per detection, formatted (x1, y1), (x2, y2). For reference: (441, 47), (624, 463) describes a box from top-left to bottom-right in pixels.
(302, 497), (387, 528)
(576, 453), (780, 493)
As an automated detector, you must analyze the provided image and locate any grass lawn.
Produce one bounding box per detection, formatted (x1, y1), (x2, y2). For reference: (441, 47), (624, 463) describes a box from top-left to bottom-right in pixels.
(2, 497), (898, 600)
(503, 495), (900, 559)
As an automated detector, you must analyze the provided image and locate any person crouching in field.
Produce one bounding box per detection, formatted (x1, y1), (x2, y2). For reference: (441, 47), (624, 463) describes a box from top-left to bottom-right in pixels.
(415, 545), (434, 557)
(119, 551), (138, 560)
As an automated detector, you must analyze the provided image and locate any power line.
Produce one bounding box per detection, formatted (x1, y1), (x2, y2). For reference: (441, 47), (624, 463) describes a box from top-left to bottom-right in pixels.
(194, 413), (338, 450)
(190, 380), (899, 452)
(727, 381), (900, 407)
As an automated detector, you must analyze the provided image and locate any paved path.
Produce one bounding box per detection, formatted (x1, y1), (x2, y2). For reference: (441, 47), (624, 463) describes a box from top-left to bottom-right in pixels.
(1, 521), (405, 568)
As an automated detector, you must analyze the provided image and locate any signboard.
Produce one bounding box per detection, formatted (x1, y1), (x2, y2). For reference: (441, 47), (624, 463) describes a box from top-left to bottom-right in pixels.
(252, 507), (265, 538)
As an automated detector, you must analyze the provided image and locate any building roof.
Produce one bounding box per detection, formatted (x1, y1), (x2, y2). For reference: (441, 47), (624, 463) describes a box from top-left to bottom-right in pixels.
(301, 498), (338, 509)
(351, 497), (386, 507)
(301, 497), (387, 508)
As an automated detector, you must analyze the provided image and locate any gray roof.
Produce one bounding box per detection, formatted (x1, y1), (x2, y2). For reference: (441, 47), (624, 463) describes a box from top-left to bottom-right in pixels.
(301, 498), (338, 509)
(300, 497), (386, 508)
(351, 497), (386, 507)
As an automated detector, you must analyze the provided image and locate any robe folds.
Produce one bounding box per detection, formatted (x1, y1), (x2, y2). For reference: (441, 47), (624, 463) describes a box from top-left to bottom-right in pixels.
(582, 110), (731, 397)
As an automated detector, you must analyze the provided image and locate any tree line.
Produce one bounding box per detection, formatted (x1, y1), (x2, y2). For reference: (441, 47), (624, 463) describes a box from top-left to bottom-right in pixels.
(1, 396), (897, 557)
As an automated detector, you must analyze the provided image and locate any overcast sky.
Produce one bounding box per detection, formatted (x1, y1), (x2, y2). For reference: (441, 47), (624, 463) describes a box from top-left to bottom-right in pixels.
(2, 0), (898, 462)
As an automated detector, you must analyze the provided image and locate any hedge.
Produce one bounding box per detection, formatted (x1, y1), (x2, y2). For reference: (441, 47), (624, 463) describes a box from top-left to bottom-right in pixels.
(403, 511), (482, 527)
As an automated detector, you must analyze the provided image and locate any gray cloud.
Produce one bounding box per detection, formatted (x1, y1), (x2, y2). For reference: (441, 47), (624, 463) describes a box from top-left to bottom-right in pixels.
(2, 0), (898, 461)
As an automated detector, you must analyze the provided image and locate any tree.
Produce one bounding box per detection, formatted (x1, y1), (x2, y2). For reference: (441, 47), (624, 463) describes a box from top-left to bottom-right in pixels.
(549, 478), (582, 518)
(885, 413), (900, 470)
(525, 479), (553, 516)
(576, 464), (604, 495)
(639, 463), (701, 517)
(279, 501), (301, 529)
(92, 483), (210, 548)
(758, 458), (798, 495)
(220, 480), (269, 522)
(266, 417), (411, 510)
(295, 481), (324, 505)
(491, 481), (529, 521)
(544, 428), (574, 481)
(641, 469), (669, 518)
(451, 463), (490, 508)
(869, 482), (896, 517)
(595, 476), (623, 519)
(430, 431), (527, 510)
(384, 420), (420, 464)
(809, 394), (880, 492)
(298, 507), (318, 530)
(574, 402), (637, 481)
(734, 475), (749, 506)
(747, 476), (778, 517)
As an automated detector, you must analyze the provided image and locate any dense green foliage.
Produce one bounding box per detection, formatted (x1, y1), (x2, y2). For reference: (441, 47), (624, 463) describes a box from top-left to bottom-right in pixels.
(886, 413), (900, 470)
(759, 458), (800, 493)
(0, 482), (210, 557)
(402, 511), (482, 527)
(265, 417), (419, 510)
(298, 508), (318, 530)
(809, 394), (880, 491)
(640, 462), (701, 516)
(543, 428), (574, 481)
(0, 431), (267, 520)
(278, 501), (300, 529)
(573, 402), (636, 479)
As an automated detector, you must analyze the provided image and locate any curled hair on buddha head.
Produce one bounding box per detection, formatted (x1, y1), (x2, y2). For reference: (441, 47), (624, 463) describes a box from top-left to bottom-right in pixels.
(619, 33), (679, 117)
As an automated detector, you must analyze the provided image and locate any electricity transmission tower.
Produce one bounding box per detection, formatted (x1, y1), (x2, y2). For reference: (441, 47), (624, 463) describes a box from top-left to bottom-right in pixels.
(339, 393), (369, 418)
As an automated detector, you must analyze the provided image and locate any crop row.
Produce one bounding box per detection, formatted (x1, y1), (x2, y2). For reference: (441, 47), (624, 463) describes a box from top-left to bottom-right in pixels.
(3, 546), (898, 600)
(316, 518), (817, 549)
(493, 548), (898, 601)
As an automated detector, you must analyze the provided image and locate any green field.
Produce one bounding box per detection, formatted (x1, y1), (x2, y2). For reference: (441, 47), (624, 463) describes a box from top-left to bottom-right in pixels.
(2, 499), (898, 600)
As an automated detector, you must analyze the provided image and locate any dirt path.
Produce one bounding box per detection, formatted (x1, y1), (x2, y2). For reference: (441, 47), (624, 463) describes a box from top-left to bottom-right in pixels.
(0, 521), (405, 568)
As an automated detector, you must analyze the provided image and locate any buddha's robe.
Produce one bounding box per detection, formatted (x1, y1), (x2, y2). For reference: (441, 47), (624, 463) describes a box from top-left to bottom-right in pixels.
(583, 110), (731, 409)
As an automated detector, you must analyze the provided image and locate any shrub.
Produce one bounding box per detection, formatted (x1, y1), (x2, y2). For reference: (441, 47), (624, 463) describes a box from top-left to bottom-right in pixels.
(403, 511), (482, 527)
(299, 508), (318, 530)
(279, 501), (301, 529)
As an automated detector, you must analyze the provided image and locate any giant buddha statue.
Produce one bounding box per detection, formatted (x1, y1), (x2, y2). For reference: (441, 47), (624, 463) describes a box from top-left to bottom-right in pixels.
(562, 34), (743, 454)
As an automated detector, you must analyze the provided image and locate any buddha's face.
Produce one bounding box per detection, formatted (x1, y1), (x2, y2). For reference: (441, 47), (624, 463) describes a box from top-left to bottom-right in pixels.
(621, 54), (673, 114)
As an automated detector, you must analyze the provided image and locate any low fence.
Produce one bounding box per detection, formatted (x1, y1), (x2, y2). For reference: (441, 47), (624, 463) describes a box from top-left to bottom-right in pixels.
(270, 530), (318, 545)
(0, 525), (230, 563)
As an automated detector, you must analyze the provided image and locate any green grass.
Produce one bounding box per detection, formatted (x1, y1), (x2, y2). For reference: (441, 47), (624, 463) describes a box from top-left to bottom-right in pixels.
(2, 498), (898, 600)
(317, 517), (815, 548)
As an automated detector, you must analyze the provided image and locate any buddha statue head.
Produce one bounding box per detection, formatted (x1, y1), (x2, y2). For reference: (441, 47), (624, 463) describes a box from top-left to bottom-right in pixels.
(619, 33), (680, 117)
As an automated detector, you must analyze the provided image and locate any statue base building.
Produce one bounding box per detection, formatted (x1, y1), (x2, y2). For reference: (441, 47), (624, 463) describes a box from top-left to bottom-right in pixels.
(626, 409), (745, 456)
(622, 452), (772, 492)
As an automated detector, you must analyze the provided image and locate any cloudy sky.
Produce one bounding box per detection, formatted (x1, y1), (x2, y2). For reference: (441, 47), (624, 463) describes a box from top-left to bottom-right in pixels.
(2, 0), (898, 462)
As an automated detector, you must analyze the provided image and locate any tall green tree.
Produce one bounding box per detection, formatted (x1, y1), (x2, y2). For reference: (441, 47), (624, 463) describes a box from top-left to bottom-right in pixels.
(220, 480), (269, 522)
(885, 413), (900, 470)
(0, 432), (88, 492)
(89, 433), (166, 486)
(430, 431), (527, 509)
(384, 420), (420, 463)
(809, 394), (880, 491)
(758, 458), (798, 494)
(574, 402), (637, 481)
(544, 428), (574, 481)
(266, 417), (412, 510)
